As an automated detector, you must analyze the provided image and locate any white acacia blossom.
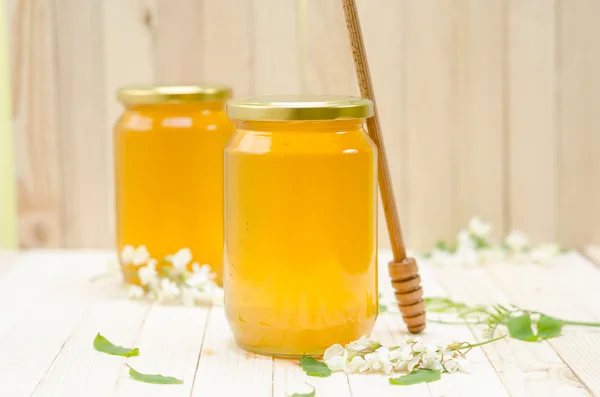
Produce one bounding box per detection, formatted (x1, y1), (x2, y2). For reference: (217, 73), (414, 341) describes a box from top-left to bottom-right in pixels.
(323, 335), (471, 375)
(115, 246), (223, 306)
(426, 218), (565, 267)
(165, 248), (193, 270)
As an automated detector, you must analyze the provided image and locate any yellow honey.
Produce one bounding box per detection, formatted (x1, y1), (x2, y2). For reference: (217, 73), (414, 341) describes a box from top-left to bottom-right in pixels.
(225, 95), (378, 356)
(114, 85), (234, 285)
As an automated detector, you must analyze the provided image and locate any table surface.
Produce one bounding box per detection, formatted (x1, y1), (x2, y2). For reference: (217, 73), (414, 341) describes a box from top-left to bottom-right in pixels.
(2, 248), (600, 397)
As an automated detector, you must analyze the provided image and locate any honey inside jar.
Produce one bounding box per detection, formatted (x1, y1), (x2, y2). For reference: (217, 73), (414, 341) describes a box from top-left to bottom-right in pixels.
(225, 96), (378, 356)
(114, 85), (234, 285)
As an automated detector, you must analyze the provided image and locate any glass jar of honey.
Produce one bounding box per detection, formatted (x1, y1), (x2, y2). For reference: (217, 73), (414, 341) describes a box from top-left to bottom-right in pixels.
(114, 85), (233, 285)
(224, 95), (378, 356)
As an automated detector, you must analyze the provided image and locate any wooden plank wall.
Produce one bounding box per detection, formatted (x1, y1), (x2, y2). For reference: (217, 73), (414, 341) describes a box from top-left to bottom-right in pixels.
(0, 0), (17, 248)
(5, 0), (600, 249)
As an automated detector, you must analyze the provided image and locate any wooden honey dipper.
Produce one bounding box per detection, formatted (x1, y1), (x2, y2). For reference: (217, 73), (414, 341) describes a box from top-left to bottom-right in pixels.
(341, 0), (426, 333)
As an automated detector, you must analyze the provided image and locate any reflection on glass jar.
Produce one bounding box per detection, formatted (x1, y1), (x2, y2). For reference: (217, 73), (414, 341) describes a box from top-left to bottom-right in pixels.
(225, 95), (378, 357)
(114, 85), (234, 285)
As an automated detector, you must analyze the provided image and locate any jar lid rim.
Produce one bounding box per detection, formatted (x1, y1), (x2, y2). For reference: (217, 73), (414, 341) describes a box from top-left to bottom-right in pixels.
(117, 85), (232, 105)
(227, 95), (374, 121)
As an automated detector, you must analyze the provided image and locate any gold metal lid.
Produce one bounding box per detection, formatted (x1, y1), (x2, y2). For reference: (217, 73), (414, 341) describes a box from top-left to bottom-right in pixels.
(227, 95), (374, 121)
(117, 85), (232, 105)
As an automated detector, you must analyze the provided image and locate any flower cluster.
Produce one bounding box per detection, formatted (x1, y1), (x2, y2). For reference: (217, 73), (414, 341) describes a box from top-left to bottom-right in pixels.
(323, 335), (470, 375)
(117, 246), (223, 306)
(426, 217), (564, 267)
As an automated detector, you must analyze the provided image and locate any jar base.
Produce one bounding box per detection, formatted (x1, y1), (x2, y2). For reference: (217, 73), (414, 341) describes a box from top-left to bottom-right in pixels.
(236, 342), (324, 358)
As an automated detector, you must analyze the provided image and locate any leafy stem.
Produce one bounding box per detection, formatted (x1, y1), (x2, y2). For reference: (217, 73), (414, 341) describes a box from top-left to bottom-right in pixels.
(562, 320), (600, 327)
(428, 318), (488, 325)
(424, 297), (600, 342)
(450, 334), (507, 351)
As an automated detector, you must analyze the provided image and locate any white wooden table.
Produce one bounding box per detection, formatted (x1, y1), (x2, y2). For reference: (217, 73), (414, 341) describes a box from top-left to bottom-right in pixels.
(2, 248), (600, 397)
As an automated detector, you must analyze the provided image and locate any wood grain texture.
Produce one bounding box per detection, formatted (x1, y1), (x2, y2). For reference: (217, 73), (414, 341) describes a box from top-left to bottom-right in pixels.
(9, 0), (62, 248)
(0, 251), (112, 396)
(0, 1), (17, 249)
(305, 0), (357, 95)
(273, 356), (352, 397)
(551, 333), (600, 396)
(32, 301), (151, 396)
(2, 250), (600, 395)
(7, 1), (600, 249)
(584, 245), (600, 266)
(434, 265), (589, 396)
(558, 0), (600, 247)
(507, 0), (558, 242)
(102, 0), (156, 247)
(487, 253), (600, 323)
(381, 251), (510, 397)
(403, 0), (455, 249)
(253, 0), (300, 94)
(486, 252), (600, 397)
(202, 0), (254, 97)
(453, 0), (506, 238)
(55, 0), (111, 248)
(113, 305), (210, 397)
(190, 307), (273, 397)
(154, 0), (203, 84)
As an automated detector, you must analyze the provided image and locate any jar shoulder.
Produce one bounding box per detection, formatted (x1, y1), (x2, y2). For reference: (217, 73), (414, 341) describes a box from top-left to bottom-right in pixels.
(225, 126), (375, 155)
(115, 107), (232, 133)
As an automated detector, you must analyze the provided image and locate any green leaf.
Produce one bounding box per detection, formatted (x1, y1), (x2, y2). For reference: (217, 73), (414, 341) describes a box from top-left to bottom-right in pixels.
(299, 356), (331, 377)
(289, 383), (316, 397)
(448, 242), (458, 254)
(537, 315), (563, 339)
(93, 333), (139, 357)
(506, 314), (539, 341)
(389, 369), (442, 385)
(473, 236), (489, 249)
(379, 303), (388, 313)
(126, 364), (183, 384)
(435, 240), (449, 251)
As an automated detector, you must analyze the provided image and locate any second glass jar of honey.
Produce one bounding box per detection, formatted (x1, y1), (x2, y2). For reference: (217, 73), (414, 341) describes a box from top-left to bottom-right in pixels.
(114, 85), (234, 285)
(224, 95), (378, 356)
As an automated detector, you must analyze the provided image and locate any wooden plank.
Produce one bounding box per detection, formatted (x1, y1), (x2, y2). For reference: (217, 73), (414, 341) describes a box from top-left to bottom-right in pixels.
(31, 301), (151, 396)
(154, 0), (203, 83)
(0, 250), (19, 279)
(507, 0), (558, 242)
(253, 0), (300, 94)
(190, 307), (273, 396)
(453, 0), (506, 238)
(0, 251), (85, 337)
(273, 358), (351, 397)
(202, 0), (253, 97)
(379, 251), (509, 396)
(435, 266), (590, 396)
(584, 245), (600, 266)
(113, 305), (210, 397)
(54, 0), (111, 248)
(347, 317), (431, 397)
(551, 333), (600, 396)
(558, 0), (600, 247)
(355, 0), (404, 249)
(403, 1), (455, 249)
(102, 0), (156, 243)
(486, 253), (600, 396)
(0, 251), (113, 396)
(9, 0), (62, 248)
(304, 0), (357, 95)
(0, 0), (17, 249)
(486, 253), (600, 321)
